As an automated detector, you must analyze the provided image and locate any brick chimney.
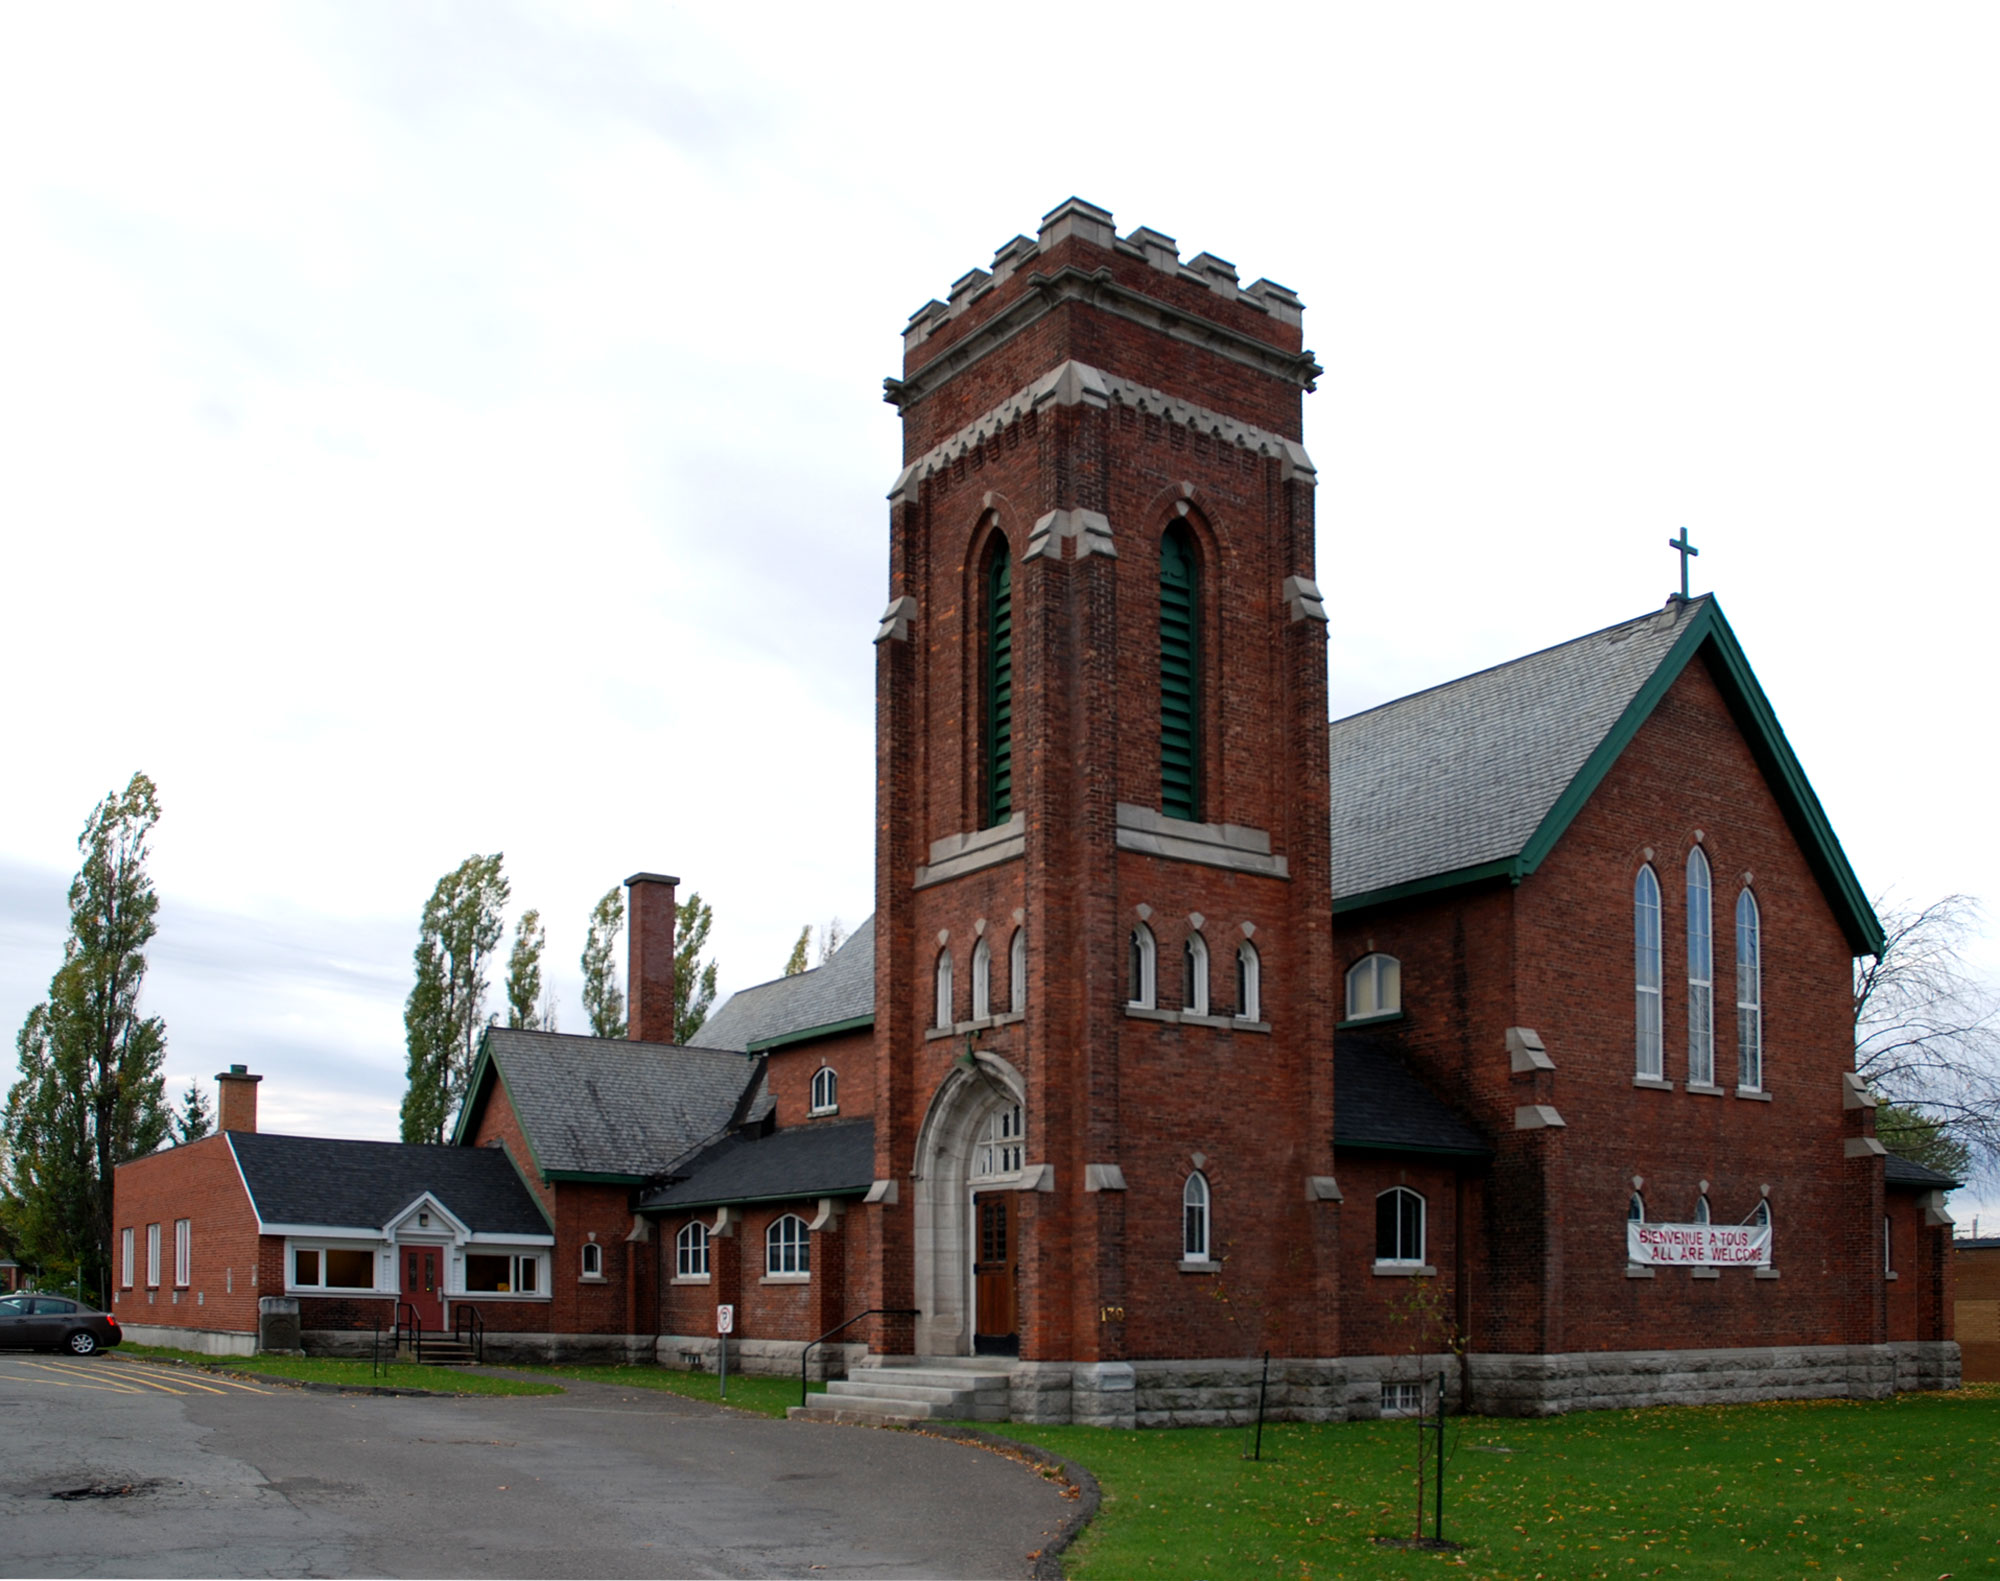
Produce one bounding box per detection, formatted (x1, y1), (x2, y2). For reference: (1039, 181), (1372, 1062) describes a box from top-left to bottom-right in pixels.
(215, 1064), (262, 1133)
(626, 872), (679, 1044)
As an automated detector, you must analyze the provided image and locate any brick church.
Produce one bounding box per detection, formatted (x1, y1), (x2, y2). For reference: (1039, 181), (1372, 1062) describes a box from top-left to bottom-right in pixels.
(116, 199), (1957, 1422)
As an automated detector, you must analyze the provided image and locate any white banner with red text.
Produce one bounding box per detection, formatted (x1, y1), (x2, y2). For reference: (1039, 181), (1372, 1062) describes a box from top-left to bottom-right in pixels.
(1627, 1221), (1771, 1267)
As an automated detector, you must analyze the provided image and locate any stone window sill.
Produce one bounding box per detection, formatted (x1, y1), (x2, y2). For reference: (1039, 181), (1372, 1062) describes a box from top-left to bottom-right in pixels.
(1690, 1268), (1721, 1280)
(1121, 1006), (1270, 1033)
(1754, 1268), (1781, 1280)
(1179, 1012), (1230, 1029)
(1885, 1270), (1899, 1281)
(1337, 1011), (1405, 1030)
(1686, 1083), (1726, 1098)
(808, 1105), (839, 1118)
(452, 1293), (552, 1302)
(924, 1025), (955, 1041)
(1626, 1263), (1656, 1279)
(671, 1274), (711, 1286)
(1633, 1076), (1675, 1091)
(1232, 1018), (1272, 1034)
(579, 1274), (608, 1285)
(1124, 1004), (1175, 1022)
(1178, 1259), (1220, 1274)
(1735, 1087), (1772, 1102)
(759, 1273), (810, 1286)
(1372, 1262), (1436, 1277)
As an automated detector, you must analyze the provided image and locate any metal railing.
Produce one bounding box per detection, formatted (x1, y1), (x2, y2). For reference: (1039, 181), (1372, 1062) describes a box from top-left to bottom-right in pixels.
(393, 1301), (424, 1364)
(453, 1303), (484, 1364)
(799, 1308), (921, 1408)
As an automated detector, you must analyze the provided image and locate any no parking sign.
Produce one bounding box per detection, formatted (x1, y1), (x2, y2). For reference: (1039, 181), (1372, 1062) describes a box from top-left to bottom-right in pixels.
(716, 1304), (735, 1334)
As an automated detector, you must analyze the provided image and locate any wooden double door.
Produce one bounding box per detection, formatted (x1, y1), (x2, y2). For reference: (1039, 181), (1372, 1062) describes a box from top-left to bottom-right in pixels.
(972, 1191), (1019, 1356)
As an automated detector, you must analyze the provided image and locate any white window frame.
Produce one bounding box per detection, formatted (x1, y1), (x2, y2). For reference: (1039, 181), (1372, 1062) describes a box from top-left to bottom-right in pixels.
(121, 1227), (134, 1289)
(810, 1064), (838, 1115)
(1736, 888), (1763, 1090)
(1694, 1195), (1711, 1225)
(174, 1219), (191, 1287)
(1628, 1192), (1646, 1224)
(1884, 1215), (1894, 1276)
(1635, 865), (1663, 1077)
(146, 1223), (161, 1289)
(1236, 940), (1261, 1023)
(460, 1251), (545, 1298)
(580, 1241), (603, 1279)
(1687, 847), (1714, 1085)
(676, 1220), (710, 1281)
(766, 1214), (811, 1278)
(971, 937), (992, 1020)
(1182, 1172), (1211, 1262)
(1375, 1187), (1426, 1268)
(934, 947), (954, 1030)
(288, 1241), (388, 1294)
(1128, 924), (1157, 1009)
(972, 1103), (1024, 1182)
(1382, 1380), (1426, 1417)
(1010, 927), (1027, 1013)
(1184, 932), (1209, 1016)
(1345, 953), (1402, 1020)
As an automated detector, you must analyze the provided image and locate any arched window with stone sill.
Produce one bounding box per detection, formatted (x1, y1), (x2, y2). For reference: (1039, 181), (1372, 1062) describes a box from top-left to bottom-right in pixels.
(971, 936), (992, 1020)
(1128, 924), (1157, 1009)
(1346, 953), (1401, 1020)
(1635, 865), (1663, 1078)
(1183, 931), (1209, 1016)
(1009, 928), (1026, 1014)
(934, 947), (954, 1031)
(1183, 1172), (1211, 1262)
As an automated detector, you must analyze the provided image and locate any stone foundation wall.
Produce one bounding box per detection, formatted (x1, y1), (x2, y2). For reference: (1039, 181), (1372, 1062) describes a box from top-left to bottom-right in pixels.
(1464, 1342), (1964, 1416)
(656, 1334), (868, 1380)
(997, 1343), (1957, 1426)
(120, 1324), (255, 1357)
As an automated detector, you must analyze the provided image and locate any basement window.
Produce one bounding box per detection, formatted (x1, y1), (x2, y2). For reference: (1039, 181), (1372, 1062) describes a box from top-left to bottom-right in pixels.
(1381, 1381), (1426, 1417)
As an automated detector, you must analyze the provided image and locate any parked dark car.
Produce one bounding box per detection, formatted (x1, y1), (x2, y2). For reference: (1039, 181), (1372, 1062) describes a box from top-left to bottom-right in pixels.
(0, 1294), (122, 1355)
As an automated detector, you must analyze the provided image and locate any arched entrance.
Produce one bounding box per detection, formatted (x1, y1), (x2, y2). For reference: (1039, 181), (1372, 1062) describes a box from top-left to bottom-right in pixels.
(911, 1053), (1025, 1357)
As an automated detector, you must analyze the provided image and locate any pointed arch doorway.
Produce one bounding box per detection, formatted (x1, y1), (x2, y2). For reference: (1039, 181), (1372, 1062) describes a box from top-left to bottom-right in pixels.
(911, 1052), (1026, 1358)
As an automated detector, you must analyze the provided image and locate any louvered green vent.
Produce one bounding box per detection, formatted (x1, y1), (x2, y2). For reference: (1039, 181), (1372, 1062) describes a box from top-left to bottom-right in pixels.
(1160, 527), (1200, 820)
(985, 547), (1013, 826)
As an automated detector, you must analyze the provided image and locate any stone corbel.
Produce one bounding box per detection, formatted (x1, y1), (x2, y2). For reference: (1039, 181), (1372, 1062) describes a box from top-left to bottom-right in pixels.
(1306, 1175), (1343, 1202)
(1924, 1190), (1956, 1228)
(875, 595), (917, 644)
(807, 1197), (846, 1233)
(1084, 1164), (1127, 1192)
(1507, 1027), (1555, 1072)
(1014, 1163), (1056, 1192)
(1281, 575), (1327, 623)
(864, 1178), (900, 1206)
(1024, 508), (1116, 562)
(1515, 1104), (1566, 1131)
(1845, 1136), (1887, 1158)
(1842, 1071), (1877, 1110)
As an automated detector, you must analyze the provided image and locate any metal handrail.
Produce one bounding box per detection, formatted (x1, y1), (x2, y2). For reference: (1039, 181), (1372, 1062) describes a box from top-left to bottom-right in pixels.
(799, 1308), (921, 1408)
(393, 1300), (423, 1363)
(454, 1303), (484, 1363)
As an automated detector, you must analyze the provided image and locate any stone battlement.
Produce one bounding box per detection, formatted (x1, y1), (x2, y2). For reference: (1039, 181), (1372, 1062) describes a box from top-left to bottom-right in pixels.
(902, 197), (1306, 353)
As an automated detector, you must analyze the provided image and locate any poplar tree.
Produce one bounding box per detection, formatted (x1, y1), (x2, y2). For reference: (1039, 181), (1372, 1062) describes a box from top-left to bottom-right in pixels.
(400, 854), (509, 1144)
(2, 773), (172, 1297)
(504, 908), (548, 1030)
(675, 892), (719, 1046)
(580, 888), (626, 1040)
(784, 926), (812, 976)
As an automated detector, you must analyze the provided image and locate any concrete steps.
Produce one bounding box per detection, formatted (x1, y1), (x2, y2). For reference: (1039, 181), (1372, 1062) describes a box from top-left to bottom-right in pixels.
(788, 1358), (1013, 1424)
(405, 1339), (478, 1367)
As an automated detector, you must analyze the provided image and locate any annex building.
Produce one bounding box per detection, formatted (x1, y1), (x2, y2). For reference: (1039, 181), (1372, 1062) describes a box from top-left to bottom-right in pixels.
(115, 199), (1958, 1422)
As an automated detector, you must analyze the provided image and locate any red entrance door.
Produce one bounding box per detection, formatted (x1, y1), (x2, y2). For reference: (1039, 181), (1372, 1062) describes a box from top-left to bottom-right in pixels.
(401, 1246), (444, 1332)
(972, 1192), (1018, 1356)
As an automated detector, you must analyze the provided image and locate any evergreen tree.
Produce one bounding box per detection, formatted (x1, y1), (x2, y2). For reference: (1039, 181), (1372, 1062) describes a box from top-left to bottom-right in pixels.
(2, 773), (172, 1297)
(400, 854), (509, 1144)
(1875, 1101), (1974, 1180)
(581, 888), (626, 1040)
(676, 892), (719, 1046)
(174, 1079), (214, 1144)
(505, 908), (547, 1030)
(784, 926), (811, 976)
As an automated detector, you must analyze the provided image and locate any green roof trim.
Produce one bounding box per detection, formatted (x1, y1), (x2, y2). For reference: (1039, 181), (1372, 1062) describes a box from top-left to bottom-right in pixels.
(1335, 599), (1883, 957)
(746, 1013), (876, 1054)
(543, 1169), (650, 1185)
(636, 1183), (872, 1215)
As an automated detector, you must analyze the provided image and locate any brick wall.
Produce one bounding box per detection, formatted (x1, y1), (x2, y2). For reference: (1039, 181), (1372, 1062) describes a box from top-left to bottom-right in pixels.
(112, 1135), (262, 1334)
(764, 1029), (875, 1126)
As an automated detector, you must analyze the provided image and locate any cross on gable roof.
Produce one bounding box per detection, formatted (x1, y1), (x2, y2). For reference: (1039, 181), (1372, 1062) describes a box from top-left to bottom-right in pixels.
(1328, 595), (1883, 956)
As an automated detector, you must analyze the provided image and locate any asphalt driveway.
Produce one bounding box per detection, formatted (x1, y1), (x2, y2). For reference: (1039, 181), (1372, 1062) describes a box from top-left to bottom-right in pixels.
(0, 1358), (1072, 1578)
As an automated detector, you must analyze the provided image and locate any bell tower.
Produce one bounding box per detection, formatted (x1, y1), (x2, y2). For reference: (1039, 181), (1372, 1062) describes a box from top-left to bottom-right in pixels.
(867, 199), (1338, 1374)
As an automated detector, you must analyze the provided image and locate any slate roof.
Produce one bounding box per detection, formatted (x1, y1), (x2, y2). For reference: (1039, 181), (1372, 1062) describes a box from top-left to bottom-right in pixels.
(464, 1028), (761, 1179)
(693, 916), (876, 1053)
(1883, 1152), (1960, 1189)
(229, 1131), (549, 1235)
(1329, 599), (1704, 906)
(1334, 1032), (1492, 1158)
(638, 1118), (876, 1211)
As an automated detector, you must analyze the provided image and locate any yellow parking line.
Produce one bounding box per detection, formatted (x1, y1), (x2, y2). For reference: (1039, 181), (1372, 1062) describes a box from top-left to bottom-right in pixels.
(51, 1360), (193, 1394)
(109, 1358), (272, 1394)
(10, 1362), (148, 1395)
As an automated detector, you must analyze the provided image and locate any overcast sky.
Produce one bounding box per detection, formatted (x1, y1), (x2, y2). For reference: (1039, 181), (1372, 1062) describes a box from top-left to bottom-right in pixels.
(3, 3), (1995, 1216)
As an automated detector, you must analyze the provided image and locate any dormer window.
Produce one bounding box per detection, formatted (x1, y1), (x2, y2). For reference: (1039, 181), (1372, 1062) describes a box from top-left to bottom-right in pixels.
(1345, 954), (1401, 1020)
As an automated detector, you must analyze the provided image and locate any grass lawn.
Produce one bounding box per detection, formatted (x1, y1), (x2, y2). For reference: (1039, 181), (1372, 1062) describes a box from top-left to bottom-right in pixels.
(496, 1362), (827, 1419)
(1001, 1384), (2000, 1580)
(118, 1344), (561, 1397)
